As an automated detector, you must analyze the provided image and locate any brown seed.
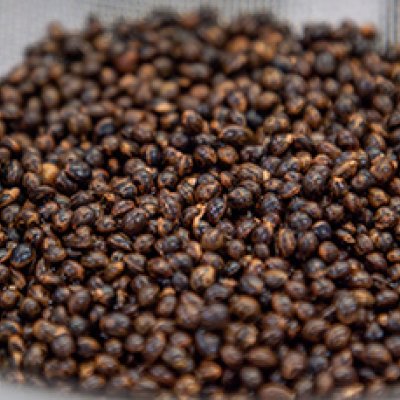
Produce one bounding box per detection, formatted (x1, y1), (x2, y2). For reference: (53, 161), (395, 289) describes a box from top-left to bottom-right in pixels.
(174, 374), (200, 397)
(94, 353), (120, 376)
(302, 319), (328, 343)
(201, 228), (224, 251)
(122, 208), (148, 235)
(32, 320), (58, 343)
(240, 365), (262, 389)
(195, 329), (220, 359)
(144, 331), (166, 361)
(363, 343), (392, 368)
(68, 289), (91, 314)
(325, 324), (351, 351)
(259, 383), (295, 400)
(100, 313), (130, 337)
(176, 292), (203, 330)
(264, 269), (288, 289)
(77, 337), (101, 359)
(327, 260), (350, 280)
(42, 163), (59, 185)
(336, 294), (358, 324)
(230, 295), (260, 321)
(228, 187), (253, 210)
(190, 265), (216, 291)
(220, 344), (243, 368)
(201, 303), (229, 330)
(196, 360), (222, 382)
(246, 346), (278, 368)
(281, 351), (306, 380)
(51, 334), (75, 359)
(275, 228), (296, 258)
(0, 289), (20, 309)
(10, 244), (35, 268)
(0, 188), (20, 208)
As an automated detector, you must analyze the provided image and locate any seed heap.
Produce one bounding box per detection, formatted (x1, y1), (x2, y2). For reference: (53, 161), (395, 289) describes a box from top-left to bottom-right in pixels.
(1, 9), (400, 399)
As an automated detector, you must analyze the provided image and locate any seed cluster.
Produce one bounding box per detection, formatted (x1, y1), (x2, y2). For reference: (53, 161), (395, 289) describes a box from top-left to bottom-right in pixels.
(1, 9), (400, 399)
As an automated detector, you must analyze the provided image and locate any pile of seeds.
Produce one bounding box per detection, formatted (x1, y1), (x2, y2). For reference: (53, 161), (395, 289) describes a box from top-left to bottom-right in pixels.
(1, 9), (400, 399)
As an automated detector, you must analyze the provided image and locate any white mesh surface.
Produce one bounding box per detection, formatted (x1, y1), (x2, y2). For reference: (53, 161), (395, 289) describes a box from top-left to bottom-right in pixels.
(0, 0), (393, 77)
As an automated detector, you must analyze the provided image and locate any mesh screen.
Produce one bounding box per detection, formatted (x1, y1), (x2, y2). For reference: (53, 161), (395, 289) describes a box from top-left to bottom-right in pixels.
(0, 0), (396, 76)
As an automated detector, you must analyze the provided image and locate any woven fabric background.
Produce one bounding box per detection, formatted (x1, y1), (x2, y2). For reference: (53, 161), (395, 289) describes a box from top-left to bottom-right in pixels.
(0, 0), (390, 77)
